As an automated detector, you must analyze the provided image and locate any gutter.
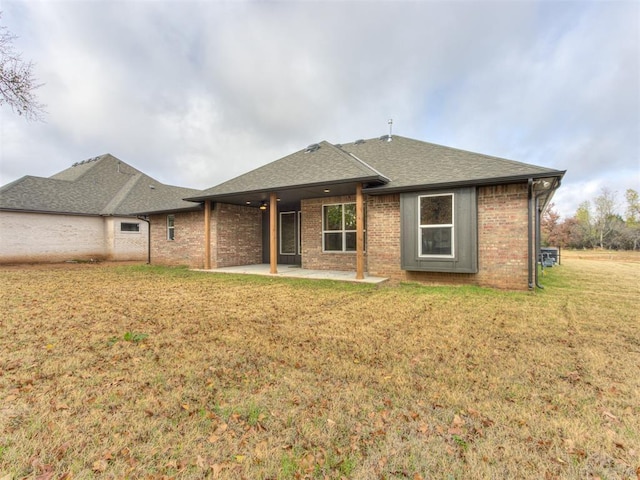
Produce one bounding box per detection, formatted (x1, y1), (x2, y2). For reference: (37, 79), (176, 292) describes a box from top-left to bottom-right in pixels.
(361, 171), (566, 195)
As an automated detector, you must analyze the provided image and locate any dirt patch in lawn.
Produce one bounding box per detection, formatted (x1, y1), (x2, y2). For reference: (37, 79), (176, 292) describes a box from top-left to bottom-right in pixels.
(1, 260), (638, 479)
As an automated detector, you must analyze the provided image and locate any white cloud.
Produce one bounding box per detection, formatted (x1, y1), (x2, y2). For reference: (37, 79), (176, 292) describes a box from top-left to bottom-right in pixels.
(1, 0), (638, 217)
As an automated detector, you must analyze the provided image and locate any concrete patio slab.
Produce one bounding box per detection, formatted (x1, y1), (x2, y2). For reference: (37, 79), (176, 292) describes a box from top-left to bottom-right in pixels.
(194, 264), (388, 284)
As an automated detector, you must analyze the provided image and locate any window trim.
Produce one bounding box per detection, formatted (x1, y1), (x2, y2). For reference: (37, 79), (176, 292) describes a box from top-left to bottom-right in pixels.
(167, 215), (175, 241)
(120, 222), (140, 233)
(418, 193), (455, 259)
(400, 187), (477, 274)
(279, 211), (297, 256)
(321, 202), (364, 253)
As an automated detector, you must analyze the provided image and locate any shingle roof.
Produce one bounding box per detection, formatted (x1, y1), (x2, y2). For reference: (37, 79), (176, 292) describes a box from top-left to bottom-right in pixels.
(189, 141), (388, 201)
(189, 135), (564, 201)
(0, 154), (200, 216)
(340, 135), (563, 193)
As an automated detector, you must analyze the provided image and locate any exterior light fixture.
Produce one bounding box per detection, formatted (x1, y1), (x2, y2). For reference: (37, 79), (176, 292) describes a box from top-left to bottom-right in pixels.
(323, 189), (330, 193)
(259, 201), (267, 210)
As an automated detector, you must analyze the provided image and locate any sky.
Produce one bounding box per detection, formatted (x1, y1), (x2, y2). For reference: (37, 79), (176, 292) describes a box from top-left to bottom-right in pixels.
(0, 0), (638, 219)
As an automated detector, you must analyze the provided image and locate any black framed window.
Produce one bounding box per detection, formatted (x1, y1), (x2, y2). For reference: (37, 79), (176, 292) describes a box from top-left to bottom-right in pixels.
(120, 222), (140, 232)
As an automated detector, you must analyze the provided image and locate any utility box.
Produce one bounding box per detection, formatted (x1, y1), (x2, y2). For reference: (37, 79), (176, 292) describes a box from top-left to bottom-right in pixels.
(540, 247), (560, 267)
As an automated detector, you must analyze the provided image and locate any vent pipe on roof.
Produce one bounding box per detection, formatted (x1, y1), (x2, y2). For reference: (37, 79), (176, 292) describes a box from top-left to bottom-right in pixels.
(388, 118), (393, 141)
(305, 143), (320, 153)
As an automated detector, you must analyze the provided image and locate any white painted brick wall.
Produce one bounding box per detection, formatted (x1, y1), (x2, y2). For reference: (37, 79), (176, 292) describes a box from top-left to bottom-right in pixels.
(0, 211), (147, 263)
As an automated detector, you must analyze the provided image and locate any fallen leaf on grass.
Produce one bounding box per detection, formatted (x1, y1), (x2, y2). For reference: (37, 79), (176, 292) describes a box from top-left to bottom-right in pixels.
(214, 423), (228, 434)
(451, 414), (465, 428)
(33, 463), (55, 480)
(92, 459), (108, 472)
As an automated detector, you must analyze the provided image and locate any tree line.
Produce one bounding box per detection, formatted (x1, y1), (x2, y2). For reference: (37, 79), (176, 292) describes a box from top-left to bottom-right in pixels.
(542, 188), (640, 250)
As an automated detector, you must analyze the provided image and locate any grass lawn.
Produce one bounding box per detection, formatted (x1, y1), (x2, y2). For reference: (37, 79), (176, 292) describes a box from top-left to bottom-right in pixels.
(1, 252), (638, 479)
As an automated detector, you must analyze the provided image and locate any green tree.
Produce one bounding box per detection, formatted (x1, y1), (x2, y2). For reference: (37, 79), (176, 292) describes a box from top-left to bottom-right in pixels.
(574, 201), (595, 248)
(623, 189), (640, 250)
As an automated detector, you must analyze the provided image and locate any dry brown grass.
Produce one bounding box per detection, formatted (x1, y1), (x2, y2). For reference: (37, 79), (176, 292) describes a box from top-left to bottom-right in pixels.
(1, 255), (638, 479)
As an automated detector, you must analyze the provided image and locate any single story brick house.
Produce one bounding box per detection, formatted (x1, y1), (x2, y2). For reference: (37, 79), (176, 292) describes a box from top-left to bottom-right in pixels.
(0, 154), (198, 264)
(140, 135), (565, 290)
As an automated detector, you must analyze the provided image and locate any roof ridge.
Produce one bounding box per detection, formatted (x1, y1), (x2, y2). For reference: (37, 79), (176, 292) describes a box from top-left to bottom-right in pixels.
(100, 172), (144, 215)
(321, 141), (388, 180)
(342, 150), (391, 183)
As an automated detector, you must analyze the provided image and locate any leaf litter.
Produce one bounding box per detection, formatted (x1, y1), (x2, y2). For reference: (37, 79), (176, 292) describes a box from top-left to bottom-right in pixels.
(0, 254), (639, 479)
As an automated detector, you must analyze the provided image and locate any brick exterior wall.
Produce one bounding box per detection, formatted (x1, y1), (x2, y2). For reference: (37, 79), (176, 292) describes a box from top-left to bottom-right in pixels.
(0, 211), (147, 264)
(476, 183), (530, 289)
(301, 195), (363, 272)
(212, 203), (262, 268)
(149, 203), (262, 269)
(149, 183), (531, 289)
(150, 210), (204, 267)
(366, 194), (402, 278)
(366, 183), (531, 289)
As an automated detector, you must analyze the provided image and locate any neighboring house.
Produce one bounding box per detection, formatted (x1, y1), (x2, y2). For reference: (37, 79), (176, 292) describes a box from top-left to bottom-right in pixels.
(141, 135), (565, 290)
(0, 154), (199, 264)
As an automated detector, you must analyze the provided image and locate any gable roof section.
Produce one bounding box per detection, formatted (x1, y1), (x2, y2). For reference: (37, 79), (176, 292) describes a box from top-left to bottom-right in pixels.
(187, 141), (388, 201)
(189, 135), (564, 202)
(341, 135), (563, 193)
(0, 154), (200, 216)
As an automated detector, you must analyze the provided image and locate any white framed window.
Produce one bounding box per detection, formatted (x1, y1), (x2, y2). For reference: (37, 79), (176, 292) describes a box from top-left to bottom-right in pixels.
(419, 193), (454, 257)
(322, 203), (364, 252)
(167, 215), (175, 241)
(120, 222), (140, 233)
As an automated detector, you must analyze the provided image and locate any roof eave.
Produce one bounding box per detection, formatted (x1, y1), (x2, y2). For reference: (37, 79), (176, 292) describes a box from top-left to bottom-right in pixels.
(0, 207), (103, 216)
(132, 204), (204, 216)
(186, 175), (388, 202)
(362, 171), (566, 195)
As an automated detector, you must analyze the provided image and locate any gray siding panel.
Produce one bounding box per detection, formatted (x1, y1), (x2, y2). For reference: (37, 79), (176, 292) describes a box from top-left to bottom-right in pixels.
(401, 187), (478, 273)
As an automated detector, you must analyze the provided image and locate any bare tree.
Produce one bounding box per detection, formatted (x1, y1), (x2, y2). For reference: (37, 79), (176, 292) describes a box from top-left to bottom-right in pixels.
(0, 14), (45, 121)
(593, 188), (619, 249)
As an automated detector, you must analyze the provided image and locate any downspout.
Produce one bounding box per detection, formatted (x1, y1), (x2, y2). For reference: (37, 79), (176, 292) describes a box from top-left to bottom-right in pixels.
(533, 177), (562, 289)
(137, 215), (151, 264)
(527, 178), (534, 290)
(534, 196), (544, 289)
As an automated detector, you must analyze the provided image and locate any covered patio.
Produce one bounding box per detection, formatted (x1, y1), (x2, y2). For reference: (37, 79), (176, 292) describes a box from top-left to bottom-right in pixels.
(195, 263), (388, 284)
